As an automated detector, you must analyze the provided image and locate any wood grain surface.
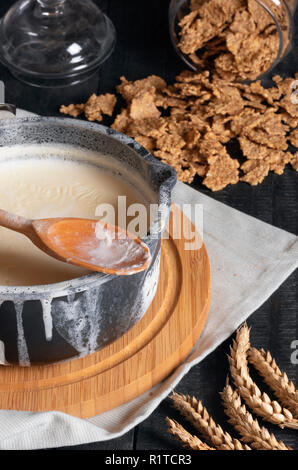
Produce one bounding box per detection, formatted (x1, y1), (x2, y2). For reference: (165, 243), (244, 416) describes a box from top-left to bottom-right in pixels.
(0, 206), (211, 418)
(0, 0), (297, 451)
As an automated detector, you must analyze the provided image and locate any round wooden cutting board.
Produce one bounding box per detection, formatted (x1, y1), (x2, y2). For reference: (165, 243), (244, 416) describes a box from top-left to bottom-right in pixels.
(0, 205), (211, 418)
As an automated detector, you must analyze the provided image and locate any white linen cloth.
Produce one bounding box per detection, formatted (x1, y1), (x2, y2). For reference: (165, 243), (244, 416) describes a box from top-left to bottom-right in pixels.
(0, 110), (297, 449)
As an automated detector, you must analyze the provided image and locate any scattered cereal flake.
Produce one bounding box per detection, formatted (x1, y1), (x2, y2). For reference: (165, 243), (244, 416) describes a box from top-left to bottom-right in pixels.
(230, 108), (263, 135)
(239, 136), (271, 160)
(59, 103), (85, 117)
(60, 62), (298, 191)
(184, 128), (201, 149)
(280, 112), (298, 128)
(176, 166), (198, 184)
(209, 83), (244, 115)
(189, 113), (210, 132)
(60, 94), (116, 122)
(117, 75), (166, 103)
(211, 116), (234, 143)
(154, 149), (197, 184)
(268, 151), (292, 175)
(127, 117), (167, 139)
(240, 148), (292, 180)
(278, 95), (298, 118)
(84, 93), (116, 122)
(259, 109), (288, 134)
(194, 163), (209, 177)
(290, 152), (298, 171)
(245, 128), (288, 150)
(242, 96), (267, 112)
(241, 160), (270, 185)
(111, 108), (130, 133)
(248, 80), (280, 104)
(156, 91), (187, 109)
(273, 76), (296, 97)
(176, 70), (211, 85)
(173, 82), (205, 98)
(198, 134), (226, 157)
(288, 128), (298, 147)
(203, 152), (239, 191)
(129, 90), (161, 120)
(156, 131), (185, 153)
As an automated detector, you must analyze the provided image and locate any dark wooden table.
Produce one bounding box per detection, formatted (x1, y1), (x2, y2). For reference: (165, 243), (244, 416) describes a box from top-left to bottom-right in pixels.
(0, 0), (297, 451)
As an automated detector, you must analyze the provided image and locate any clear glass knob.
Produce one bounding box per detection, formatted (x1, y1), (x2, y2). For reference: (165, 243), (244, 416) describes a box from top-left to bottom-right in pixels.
(0, 0), (116, 87)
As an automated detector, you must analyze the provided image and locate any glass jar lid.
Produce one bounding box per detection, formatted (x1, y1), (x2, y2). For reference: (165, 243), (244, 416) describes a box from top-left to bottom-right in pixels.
(0, 0), (116, 87)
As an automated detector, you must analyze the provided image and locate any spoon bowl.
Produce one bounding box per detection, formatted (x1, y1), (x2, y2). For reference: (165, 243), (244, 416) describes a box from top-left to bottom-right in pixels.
(0, 209), (151, 276)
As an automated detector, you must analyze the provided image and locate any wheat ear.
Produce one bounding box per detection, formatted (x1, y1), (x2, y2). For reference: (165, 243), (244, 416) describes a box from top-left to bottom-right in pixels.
(221, 380), (291, 450)
(229, 324), (298, 430)
(170, 391), (251, 450)
(166, 418), (215, 450)
(248, 347), (298, 419)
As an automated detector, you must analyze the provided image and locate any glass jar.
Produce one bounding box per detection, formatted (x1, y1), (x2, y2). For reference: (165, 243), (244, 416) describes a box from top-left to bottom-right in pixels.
(169, 0), (298, 81)
(0, 0), (116, 87)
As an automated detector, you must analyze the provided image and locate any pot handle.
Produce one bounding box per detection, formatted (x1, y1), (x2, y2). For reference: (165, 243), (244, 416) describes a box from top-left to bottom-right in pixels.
(0, 81), (16, 118)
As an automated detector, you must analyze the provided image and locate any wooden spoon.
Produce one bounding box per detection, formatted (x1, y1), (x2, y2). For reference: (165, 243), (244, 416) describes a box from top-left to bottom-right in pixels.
(0, 209), (151, 276)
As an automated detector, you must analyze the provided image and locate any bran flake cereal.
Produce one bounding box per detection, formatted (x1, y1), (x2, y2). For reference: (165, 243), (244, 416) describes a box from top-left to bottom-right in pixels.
(288, 128), (298, 148)
(60, 70), (298, 191)
(60, 93), (116, 122)
(177, 0), (279, 81)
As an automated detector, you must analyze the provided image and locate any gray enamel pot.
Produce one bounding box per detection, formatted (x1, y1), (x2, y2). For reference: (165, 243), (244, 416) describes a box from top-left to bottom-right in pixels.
(0, 117), (176, 366)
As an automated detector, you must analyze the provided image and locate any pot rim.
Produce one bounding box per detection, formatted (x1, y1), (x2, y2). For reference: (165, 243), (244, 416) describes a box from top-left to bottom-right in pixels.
(0, 116), (177, 298)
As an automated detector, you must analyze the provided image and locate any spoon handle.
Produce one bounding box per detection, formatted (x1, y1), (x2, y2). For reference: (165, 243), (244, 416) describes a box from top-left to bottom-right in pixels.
(0, 210), (65, 262)
(0, 209), (32, 235)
